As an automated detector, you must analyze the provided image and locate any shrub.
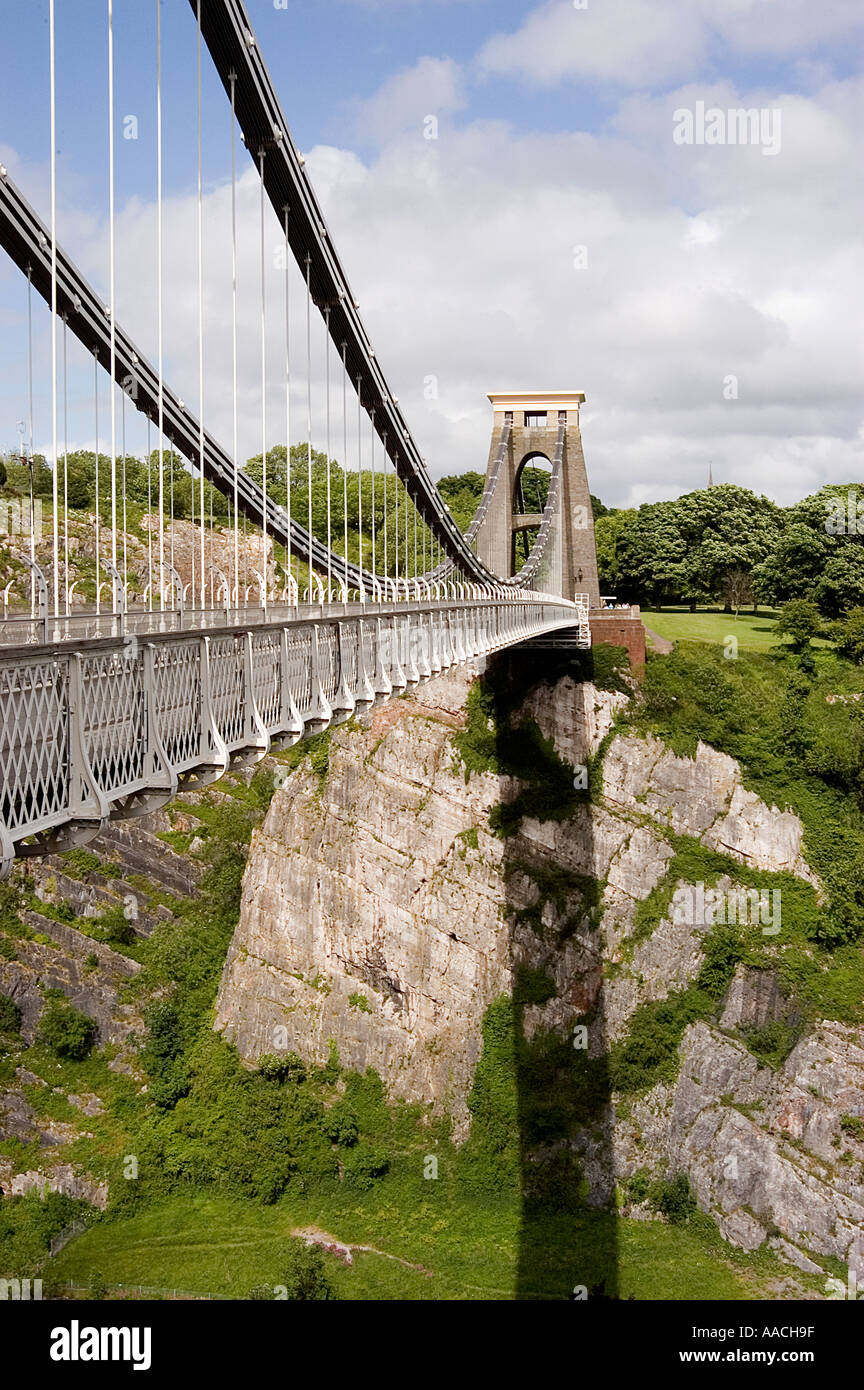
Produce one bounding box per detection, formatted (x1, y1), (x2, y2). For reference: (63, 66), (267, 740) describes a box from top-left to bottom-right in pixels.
(459, 996), (520, 1191)
(36, 999), (96, 1060)
(341, 1144), (389, 1191)
(147, 1058), (191, 1110)
(140, 1002), (189, 1107)
(590, 643), (631, 694)
(738, 1018), (801, 1070)
(0, 883), (22, 932)
(257, 1052), (307, 1084)
(513, 966), (557, 1006)
(650, 1172), (697, 1225)
(0, 992), (21, 1035)
(278, 1239), (337, 1300)
(775, 599), (823, 650)
(627, 1169), (651, 1203)
(323, 1103), (359, 1148)
(834, 608), (864, 664)
(143, 1001), (184, 1062)
(61, 848), (103, 878)
(523, 1149), (588, 1214)
(0, 1190), (94, 1273)
(95, 905), (136, 946)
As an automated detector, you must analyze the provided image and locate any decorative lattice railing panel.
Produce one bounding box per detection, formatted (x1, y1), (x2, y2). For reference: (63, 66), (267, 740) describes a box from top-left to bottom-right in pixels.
(251, 632), (282, 732)
(153, 643), (202, 771)
(81, 650), (146, 797)
(0, 657), (69, 833)
(209, 637), (245, 748)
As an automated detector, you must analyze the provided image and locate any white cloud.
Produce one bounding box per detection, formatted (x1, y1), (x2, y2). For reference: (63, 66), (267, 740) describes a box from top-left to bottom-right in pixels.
(2, 55), (861, 515)
(350, 56), (466, 145)
(708, 0), (863, 58)
(296, 73), (863, 506)
(476, 0), (863, 89)
(477, 0), (708, 88)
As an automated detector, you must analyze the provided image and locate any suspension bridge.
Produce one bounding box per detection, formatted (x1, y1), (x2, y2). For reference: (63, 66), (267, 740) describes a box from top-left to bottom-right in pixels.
(0, 0), (611, 879)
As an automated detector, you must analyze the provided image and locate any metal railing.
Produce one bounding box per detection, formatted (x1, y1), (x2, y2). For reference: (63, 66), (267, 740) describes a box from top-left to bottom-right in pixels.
(0, 594), (586, 876)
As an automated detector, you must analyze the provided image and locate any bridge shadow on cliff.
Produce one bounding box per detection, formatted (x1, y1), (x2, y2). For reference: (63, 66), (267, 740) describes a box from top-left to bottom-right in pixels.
(483, 648), (621, 1301)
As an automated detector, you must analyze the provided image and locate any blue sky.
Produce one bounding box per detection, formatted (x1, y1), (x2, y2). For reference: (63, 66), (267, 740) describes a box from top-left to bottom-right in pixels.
(4, 2), (857, 189)
(1, 0), (862, 506)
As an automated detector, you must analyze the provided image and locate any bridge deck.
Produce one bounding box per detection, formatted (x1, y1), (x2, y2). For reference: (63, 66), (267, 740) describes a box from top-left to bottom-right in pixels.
(0, 596), (587, 876)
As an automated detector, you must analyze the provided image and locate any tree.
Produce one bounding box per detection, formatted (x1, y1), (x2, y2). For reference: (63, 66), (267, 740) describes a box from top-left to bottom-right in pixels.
(594, 508), (636, 594)
(0, 991), (21, 1035)
(437, 471), (484, 531)
(813, 548), (864, 619)
(834, 608), (864, 665)
(36, 998), (96, 1060)
(753, 484), (864, 618)
(609, 485), (782, 609)
(614, 500), (689, 608)
(720, 568), (755, 617)
(775, 599), (823, 651)
(278, 1238), (337, 1300)
(3, 452), (53, 497)
(672, 485), (782, 608)
(752, 523), (831, 608)
(64, 451), (97, 509)
(590, 494), (610, 520)
(246, 444), (344, 544)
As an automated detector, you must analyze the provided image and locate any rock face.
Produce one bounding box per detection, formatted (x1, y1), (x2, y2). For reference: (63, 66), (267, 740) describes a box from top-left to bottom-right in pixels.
(215, 661), (863, 1279)
(607, 991), (864, 1280)
(0, 807), (186, 1205)
(0, 913), (140, 1050)
(604, 733), (818, 884)
(216, 670), (515, 1133)
(519, 677), (627, 767)
(0, 1159), (108, 1210)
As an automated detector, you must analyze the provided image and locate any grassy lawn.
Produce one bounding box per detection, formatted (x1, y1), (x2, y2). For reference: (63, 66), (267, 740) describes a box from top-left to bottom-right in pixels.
(46, 1188), (805, 1301)
(640, 605), (824, 654)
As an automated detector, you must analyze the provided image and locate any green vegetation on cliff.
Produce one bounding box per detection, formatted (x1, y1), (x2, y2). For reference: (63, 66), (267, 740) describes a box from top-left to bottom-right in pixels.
(632, 641), (864, 948)
(4, 628), (862, 1300)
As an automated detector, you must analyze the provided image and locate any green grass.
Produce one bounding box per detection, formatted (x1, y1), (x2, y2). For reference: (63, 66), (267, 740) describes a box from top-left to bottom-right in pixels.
(642, 606), (832, 653)
(45, 1189), (793, 1301)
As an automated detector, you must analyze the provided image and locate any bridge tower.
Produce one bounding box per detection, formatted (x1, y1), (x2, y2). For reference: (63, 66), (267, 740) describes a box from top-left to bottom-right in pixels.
(475, 392), (601, 606)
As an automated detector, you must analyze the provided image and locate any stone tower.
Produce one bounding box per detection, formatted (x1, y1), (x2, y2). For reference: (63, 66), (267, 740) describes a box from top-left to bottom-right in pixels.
(475, 392), (600, 606)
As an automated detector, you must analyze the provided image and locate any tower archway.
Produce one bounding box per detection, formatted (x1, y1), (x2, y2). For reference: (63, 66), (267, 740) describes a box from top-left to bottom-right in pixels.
(512, 451), (551, 572)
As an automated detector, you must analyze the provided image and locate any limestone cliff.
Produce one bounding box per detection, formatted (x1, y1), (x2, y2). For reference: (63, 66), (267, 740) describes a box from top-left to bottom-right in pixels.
(215, 661), (864, 1281)
(216, 668), (545, 1133)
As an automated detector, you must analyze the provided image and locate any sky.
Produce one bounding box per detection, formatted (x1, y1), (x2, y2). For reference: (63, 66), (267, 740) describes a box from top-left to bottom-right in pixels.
(0, 0), (862, 509)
